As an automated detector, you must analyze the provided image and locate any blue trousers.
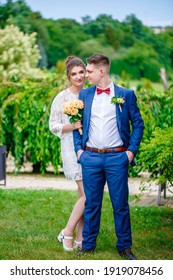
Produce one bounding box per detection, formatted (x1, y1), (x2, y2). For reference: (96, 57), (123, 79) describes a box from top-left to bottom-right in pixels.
(80, 150), (132, 252)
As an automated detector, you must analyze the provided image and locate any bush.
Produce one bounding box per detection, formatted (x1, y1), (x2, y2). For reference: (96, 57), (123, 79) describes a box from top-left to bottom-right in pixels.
(137, 88), (173, 141)
(0, 25), (42, 81)
(0, 76), (68, 173)
(139, 127), (173, 188)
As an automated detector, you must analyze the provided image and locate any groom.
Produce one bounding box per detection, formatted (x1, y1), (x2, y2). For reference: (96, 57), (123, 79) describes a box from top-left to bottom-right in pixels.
(73, 54), (144, 260)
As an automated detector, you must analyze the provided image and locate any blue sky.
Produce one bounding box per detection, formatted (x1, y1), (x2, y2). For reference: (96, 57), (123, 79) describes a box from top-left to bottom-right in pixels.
(1, 0), (173, 27)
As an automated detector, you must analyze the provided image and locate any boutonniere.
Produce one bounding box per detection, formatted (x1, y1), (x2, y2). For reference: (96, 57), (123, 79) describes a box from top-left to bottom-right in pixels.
(111, 96), (125, 112)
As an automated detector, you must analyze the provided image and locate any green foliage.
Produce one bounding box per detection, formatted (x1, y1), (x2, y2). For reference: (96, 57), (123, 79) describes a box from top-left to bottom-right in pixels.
(123, 42), (161, 81)
(139, 127), (173, 187)
(105, 25), (122, 50)
(150, 30), (173, 70)
(136, 85), (173, 186)
(124, 14), (144, 40)
(79, 39), (115, 60)
(0, 76), (68, 173)
(111, 42), (162, 81)
(137, 88), (173, 140)
(0, 0), (32, 29)
(0, 24), (42, 81)
(82, 14), (114, 37)
(121, 24), (135, 47)
(111, 59), (141, 80)
(1, 1), (173, 79)
(129, 87), (173, 178)
(0, 82), (23, 107)
(43, 18), (88, 67)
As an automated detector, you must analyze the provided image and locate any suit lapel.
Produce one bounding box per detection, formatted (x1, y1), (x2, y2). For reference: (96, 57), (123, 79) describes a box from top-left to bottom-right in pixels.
(85, 86), (96, 130)
(114, 84), (123, 133)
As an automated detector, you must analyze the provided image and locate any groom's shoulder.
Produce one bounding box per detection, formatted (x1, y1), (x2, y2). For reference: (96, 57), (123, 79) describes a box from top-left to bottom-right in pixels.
(114, 84), (134, 96)
(80, 86), (95, 94)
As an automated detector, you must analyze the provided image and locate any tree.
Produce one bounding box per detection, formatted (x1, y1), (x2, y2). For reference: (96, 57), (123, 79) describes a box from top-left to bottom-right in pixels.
(152, 31), (173, 70)
(121, 24), (135, 47)
(125, 14), (144, 39)
(81, 15), (92, 24)
(0, 0), (32, 28)
(0, 24), (41, 81)
(82, 14), (115, 37)
(0, 1), (172, 76)
(123, 41), (161, 81)
(105, 25), (123, 50)
(79, 39), (115, 60)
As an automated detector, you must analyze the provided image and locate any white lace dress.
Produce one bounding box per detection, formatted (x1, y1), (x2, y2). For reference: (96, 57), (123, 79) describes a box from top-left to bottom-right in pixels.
(49, 88), (82, 180)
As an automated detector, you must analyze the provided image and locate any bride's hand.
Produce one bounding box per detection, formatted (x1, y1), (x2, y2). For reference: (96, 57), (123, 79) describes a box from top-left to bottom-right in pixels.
(72, 120), (82, 130)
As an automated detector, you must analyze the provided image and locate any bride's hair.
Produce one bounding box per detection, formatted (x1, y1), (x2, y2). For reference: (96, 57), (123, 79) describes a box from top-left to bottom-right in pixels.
(65, 56), (85, 78)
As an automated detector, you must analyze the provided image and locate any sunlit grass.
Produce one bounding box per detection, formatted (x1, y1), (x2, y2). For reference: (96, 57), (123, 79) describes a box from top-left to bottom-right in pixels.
(0, 189), (172, 260)
(128, 79), (171, 91)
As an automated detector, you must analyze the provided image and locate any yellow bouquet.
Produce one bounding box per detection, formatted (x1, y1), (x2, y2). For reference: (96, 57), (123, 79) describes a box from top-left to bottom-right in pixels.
(63, 99), (84, 135)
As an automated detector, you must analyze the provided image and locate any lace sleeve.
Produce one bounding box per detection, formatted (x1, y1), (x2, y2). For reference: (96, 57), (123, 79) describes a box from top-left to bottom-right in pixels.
(49, 92), (65, 139)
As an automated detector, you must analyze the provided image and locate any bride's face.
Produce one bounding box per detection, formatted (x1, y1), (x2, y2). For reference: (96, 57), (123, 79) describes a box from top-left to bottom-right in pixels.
(69, 66), (86, 87)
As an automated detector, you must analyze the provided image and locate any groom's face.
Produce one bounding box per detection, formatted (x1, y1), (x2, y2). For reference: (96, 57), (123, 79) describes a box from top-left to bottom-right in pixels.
(85, 63), (101, 85)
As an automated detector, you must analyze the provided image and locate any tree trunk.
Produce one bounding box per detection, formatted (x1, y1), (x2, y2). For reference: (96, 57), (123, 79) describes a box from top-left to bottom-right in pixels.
(160, 68), (168, 92)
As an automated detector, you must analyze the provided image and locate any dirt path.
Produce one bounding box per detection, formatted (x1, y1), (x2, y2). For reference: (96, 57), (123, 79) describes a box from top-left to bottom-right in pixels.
(0, 158), (172, 207)
(1, 173), (172, 207)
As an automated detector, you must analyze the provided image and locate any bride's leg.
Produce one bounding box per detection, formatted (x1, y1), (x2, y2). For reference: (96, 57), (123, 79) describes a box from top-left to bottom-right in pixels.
(62, 180), (85, 249)
(74, 180), (85, 247)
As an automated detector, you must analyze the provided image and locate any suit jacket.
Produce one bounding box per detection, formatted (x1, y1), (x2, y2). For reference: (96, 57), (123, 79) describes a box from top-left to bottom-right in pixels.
(73, 84), (144, 166)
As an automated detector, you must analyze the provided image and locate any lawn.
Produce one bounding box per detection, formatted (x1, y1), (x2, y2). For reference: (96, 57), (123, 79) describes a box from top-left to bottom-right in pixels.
(0, 188), (172, 260)
(128, 79), (167, 91)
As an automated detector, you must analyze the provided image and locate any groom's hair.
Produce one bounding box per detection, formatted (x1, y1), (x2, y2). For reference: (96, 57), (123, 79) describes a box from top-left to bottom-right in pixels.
(86, 54), (110, 71)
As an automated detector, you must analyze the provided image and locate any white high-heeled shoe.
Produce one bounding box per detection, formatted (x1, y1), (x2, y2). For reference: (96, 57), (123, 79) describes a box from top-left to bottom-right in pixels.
(57, 229), (73, 251)
(73, 240), (82, 249)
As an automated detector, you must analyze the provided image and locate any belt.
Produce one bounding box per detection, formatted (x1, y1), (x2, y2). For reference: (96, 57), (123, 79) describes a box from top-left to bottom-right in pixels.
(85, 146), (127, 153)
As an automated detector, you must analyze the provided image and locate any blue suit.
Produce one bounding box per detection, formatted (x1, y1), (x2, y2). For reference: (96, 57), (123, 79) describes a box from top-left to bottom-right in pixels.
(73, 84), (144, 252)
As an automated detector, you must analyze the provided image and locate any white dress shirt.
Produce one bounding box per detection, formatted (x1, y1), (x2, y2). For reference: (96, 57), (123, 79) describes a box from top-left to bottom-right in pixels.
(86, 82), (123, 149)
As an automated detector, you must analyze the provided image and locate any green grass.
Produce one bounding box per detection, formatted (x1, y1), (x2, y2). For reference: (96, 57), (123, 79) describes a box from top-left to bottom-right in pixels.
(0, 188), (172, 260)
(128, 79), (166, 91)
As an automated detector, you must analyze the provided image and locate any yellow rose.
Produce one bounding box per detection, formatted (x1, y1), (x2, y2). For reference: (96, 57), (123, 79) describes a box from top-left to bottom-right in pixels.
(75, 100), (84, 109)
(71, 108), (78, 115)
(69, 100), (76, 108)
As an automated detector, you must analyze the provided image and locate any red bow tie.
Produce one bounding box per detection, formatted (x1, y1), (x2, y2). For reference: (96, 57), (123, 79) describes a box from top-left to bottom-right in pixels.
(97, 87), (110, 95)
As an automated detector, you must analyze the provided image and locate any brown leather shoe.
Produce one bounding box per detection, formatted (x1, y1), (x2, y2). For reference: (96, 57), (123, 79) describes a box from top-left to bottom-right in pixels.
(119, 247), (137, 260)
(77, 247), (95, 256)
